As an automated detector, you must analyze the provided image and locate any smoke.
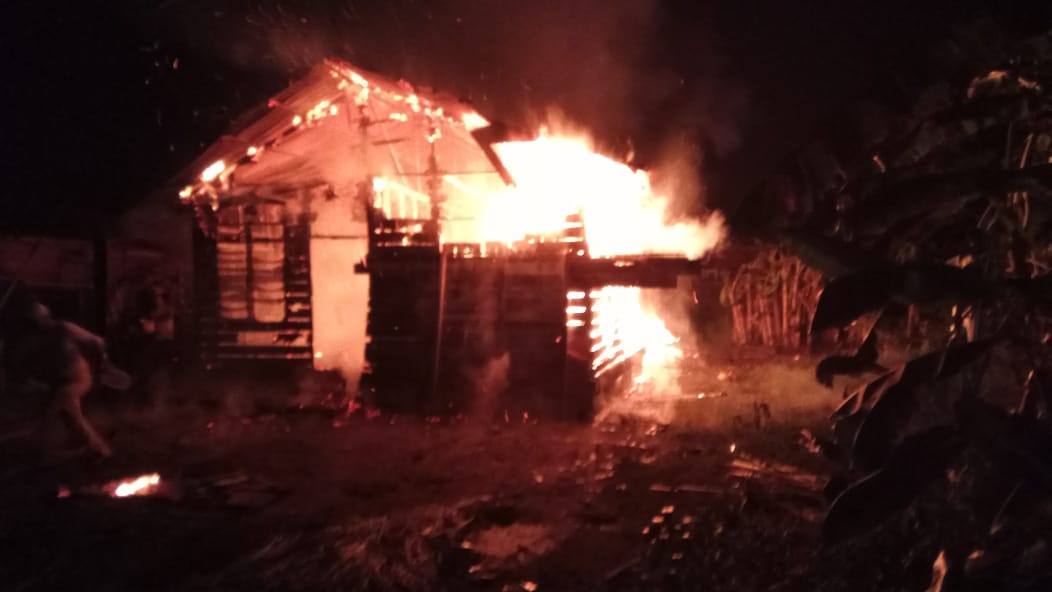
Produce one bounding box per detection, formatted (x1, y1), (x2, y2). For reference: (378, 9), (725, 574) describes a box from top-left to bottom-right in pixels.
(147, 0), (748, 183)
(469, 351), (511, 419)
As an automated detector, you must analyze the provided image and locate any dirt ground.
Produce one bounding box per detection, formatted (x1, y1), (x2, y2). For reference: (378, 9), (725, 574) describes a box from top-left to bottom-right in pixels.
(0, 352), (871, 592)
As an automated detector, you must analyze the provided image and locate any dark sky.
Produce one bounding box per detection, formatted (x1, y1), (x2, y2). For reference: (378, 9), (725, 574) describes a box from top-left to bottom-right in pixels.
(1, 1), (1047, 232)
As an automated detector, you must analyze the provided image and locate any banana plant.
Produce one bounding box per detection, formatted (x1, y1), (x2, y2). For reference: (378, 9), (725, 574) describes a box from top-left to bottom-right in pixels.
(775, 25), (1052, 591)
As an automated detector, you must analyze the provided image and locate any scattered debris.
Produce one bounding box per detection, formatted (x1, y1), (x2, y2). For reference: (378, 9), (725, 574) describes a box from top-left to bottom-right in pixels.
(194, 471), (287, 509)
(727, 455), (824, 493)
(468, 524), (556, 563)
(676, 483), (726, 495)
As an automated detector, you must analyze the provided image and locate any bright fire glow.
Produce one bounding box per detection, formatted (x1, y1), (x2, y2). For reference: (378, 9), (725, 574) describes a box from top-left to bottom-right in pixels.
(482, 129), (724, 258)
(587, 287), (681, 378)
(485, 124), (716, 390)
(109, 473), (161, 498)
(461, 111), (490, 131)
(200, 160), (226, 182)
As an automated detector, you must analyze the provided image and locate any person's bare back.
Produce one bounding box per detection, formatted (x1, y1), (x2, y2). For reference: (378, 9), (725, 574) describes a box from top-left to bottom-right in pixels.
(5, 303), (127, 458)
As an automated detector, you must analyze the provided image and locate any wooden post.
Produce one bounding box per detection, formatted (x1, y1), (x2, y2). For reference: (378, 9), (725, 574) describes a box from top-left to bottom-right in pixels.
(781, 267), (790, 347)
(732, 302), (745, 345)
(745, 280), (753, 344)
(429, 247), (448, 408)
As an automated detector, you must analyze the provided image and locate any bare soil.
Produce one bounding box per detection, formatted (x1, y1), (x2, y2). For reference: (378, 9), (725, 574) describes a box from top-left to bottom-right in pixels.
(0, 353), (865, 591)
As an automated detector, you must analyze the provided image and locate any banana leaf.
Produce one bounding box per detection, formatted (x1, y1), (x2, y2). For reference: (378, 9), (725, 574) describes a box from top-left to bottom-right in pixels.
(781, 230), (883, 277)
(816, 327), (886, 387)
(811, 264), (992, 334)
(833, 370), (900, 421)
(956, 396), (1052, 492)
(851, 340), (995, 468)
(824, 426), (965, 542)
(851, 164), (1052, 234)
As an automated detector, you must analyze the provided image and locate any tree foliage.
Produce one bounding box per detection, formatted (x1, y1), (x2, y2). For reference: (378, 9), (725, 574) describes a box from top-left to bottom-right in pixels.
(776, 23), (1052, 590)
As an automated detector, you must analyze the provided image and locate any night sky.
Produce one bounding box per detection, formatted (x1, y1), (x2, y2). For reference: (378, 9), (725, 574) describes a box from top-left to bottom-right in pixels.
(1, 1), (1047, 233)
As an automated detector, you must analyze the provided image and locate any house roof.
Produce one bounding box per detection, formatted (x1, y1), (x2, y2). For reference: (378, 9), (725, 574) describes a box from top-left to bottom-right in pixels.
(177, 59), (509, 213)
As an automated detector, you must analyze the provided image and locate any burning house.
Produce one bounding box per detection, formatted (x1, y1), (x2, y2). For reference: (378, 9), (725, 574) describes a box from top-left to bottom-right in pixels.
(176, 59), (723, 418)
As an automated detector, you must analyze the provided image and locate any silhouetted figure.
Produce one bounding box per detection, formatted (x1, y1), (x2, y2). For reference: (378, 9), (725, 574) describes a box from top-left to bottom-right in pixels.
(2, 286), (128, 458)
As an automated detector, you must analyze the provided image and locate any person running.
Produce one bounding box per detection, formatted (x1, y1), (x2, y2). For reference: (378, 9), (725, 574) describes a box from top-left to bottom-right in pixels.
(2, 288), (128, 458)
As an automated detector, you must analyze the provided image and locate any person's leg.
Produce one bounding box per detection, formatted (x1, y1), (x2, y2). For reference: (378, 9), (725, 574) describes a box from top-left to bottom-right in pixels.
(56, 354), (112, 457)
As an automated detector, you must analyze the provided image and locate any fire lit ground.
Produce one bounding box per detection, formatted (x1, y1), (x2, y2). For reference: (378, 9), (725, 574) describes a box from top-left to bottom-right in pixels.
(0, 349), (841, 592)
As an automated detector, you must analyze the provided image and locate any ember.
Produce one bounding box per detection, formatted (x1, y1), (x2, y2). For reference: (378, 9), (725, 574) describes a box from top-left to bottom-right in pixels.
(108, 473), (162, 498)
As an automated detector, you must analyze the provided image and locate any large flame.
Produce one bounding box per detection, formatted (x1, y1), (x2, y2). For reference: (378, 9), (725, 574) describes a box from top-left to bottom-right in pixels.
(587, 286), (682, 377)
(492, 126), (718, 391)
(483, 129), (724, 259)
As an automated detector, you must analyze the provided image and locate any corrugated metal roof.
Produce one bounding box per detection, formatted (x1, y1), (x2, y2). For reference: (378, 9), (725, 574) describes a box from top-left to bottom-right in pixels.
(177, 59), (501, 205)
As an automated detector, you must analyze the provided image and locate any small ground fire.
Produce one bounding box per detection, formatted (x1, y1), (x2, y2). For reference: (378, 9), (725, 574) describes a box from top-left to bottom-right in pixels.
(109, 473), (162, 498)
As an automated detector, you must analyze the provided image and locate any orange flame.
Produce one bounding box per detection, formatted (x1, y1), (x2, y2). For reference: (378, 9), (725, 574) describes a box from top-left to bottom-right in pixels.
(489, 124), (715, 390)
(200, 160), (226, 183)
(108, 473), (161, 498)
(483, 128), (724, 259)
(588, 286), (681, 378)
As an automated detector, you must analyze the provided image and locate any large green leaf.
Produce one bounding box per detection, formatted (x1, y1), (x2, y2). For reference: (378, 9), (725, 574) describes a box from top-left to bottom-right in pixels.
(810, 267), (900, 334)
(781, 230), (883, 278)
(824, 426), (965, 542)
(878, 94), (1031, 169)
(816, 328), (886, 387)
(956, 396), (1052, 492)
(895, 339), (998, 387)
(851, 164), (1052, 235)
(851, 339), (996, 468)
(811, 264), (992, 334)
(1004, 271), (1052, 312)
(833, 370), (900, 421)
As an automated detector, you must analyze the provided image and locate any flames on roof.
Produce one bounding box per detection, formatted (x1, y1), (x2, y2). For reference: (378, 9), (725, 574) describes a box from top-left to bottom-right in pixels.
(176, 58), (725, 412)
(179, 59), (500, 207)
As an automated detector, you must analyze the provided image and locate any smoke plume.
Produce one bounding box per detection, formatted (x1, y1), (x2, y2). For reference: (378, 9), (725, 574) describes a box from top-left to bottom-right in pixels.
(145, 0), (748, 194)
